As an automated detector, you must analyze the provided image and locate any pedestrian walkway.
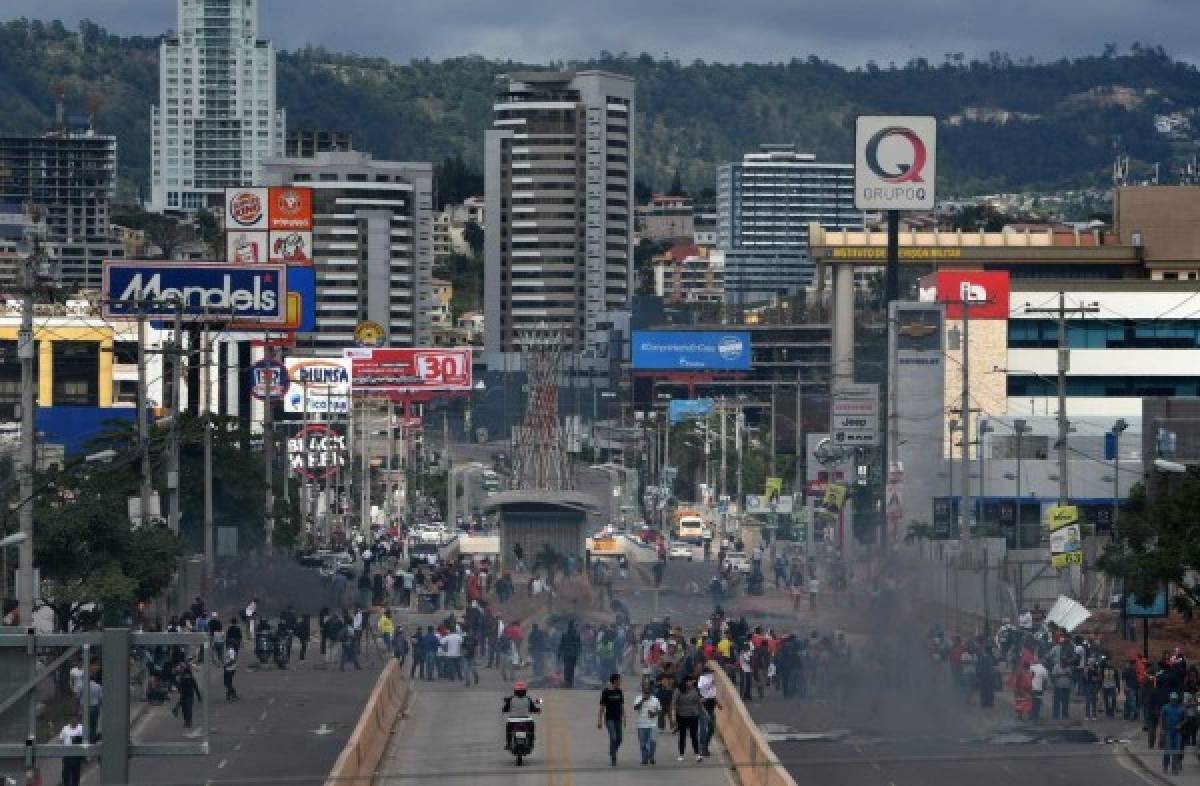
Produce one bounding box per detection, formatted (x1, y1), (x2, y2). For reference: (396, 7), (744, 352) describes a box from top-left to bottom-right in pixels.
(374, 659), (733, 785)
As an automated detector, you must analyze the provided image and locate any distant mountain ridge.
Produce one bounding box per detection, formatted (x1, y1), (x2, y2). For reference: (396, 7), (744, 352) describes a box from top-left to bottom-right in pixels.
(0, 18), (1196, 200)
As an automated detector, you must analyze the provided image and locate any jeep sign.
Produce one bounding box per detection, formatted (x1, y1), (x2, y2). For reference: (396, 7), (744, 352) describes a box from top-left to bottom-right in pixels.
(102, 261), (288, 322)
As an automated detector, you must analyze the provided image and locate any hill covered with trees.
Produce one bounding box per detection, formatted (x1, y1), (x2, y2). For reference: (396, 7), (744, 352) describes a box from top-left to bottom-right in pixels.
(1, 17), (1196, 200)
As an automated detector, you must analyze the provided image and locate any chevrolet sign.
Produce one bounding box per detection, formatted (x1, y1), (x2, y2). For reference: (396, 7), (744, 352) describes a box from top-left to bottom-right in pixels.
(103, 261), (288, 322)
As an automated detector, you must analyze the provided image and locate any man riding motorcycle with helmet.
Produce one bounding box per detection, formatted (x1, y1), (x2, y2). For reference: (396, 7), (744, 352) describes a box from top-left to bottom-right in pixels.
(502, 681), (541, 751)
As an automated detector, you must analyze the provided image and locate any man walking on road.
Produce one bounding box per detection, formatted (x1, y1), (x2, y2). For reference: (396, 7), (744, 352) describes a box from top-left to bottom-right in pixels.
(560, 621), (581, 688)
(1029, 659), (1049, 720)
(598, 673), (626, 767)
(633, 680), (661, 765)
(223, 643), (239, 701)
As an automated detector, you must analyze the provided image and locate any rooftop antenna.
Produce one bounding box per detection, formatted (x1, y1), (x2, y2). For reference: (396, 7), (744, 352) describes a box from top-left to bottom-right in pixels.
(86, 93), (103, 133)
(1112, 154), (1129, 187)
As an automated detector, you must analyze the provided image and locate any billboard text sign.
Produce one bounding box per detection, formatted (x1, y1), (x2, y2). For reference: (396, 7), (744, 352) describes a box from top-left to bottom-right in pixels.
(855, 116), (937, 210)
(284, 357), (351, 414)
(287, 423), (347, 481)
(631, 331), (751, 371)
(346, 348), (472, 395)
(103, 261), (287, 322)
(831, 383), (879, 445)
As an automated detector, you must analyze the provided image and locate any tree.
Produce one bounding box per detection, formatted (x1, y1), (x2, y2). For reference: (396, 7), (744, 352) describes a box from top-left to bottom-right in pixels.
(113, 210), (195, 259)
(1097, 476), (1200, 614)
(31, 457), (181, 630)
(669, 168), (683, 197)
(463, 220), (484, 258)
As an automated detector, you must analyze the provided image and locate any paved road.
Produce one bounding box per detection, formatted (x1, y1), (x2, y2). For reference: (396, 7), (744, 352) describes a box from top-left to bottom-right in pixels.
(375, 658), (733, 785)
(53, 643), (383, 786)
(631, 544), (1161, 786)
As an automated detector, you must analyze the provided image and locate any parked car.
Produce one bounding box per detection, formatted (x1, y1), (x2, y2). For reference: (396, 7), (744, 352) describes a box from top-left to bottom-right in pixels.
(724, 551), (752, 575)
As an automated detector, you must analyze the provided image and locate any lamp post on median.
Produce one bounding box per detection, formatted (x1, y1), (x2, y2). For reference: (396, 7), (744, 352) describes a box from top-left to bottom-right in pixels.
(1012, 419), (1031, 548)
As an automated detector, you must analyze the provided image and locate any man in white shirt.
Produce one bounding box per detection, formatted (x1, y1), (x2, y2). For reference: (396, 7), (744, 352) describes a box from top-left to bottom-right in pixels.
(633, 682), (662, 765)
(444, 629), (464, 681)
(1029, 659), (1050, 720)
(697, 667), (722, 757)
(59, 713), (85, 786)
(1018, 608), (1033, 631)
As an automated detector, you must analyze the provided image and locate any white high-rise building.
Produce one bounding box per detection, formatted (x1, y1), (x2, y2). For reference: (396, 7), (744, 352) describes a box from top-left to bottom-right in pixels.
(716, 144), (860, 303)
(150, 0), (286, 212)
(483, 71), (635, 376)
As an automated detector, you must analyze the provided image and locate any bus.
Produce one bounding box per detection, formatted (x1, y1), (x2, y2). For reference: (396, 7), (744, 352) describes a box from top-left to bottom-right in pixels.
(672, 509), (710, 544)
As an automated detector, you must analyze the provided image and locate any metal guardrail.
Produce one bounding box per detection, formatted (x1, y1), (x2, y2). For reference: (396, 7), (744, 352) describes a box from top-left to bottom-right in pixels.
(0, 628), (209, 783)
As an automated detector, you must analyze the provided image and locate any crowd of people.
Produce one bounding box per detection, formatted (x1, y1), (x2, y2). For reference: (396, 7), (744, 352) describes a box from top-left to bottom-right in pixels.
(928, 618), (1200, 776)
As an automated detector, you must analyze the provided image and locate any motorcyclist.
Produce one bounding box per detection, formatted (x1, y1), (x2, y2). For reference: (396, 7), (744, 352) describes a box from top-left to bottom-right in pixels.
(502, 681), (541, 750)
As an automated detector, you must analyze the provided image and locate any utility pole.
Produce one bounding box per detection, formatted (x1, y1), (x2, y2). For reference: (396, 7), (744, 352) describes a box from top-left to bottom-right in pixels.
(202, 325), (214, 589)
(958, 299), (972, 539)
(136, 305), (153, 526)
(167, 305), (184, 536)
(1025, 293), (1098, 595)
(1024, 293), (1098, 506)
(15, 210), (44, 626)
(262, 338), (275, 548)
(769, 383), (777, 478)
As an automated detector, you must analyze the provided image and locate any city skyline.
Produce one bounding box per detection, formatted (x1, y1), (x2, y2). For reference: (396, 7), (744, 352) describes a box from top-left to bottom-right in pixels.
(5, 0), (1200, 68)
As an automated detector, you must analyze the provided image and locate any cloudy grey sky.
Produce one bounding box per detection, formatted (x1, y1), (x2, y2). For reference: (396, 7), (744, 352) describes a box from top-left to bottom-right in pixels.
(6, 0), (1199, 66)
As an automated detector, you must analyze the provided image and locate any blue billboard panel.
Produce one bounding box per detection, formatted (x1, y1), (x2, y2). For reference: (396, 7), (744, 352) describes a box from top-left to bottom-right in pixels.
(103, 261), (288, 323)
(669, 398), (715, 423)
(631, 331), (752, 371)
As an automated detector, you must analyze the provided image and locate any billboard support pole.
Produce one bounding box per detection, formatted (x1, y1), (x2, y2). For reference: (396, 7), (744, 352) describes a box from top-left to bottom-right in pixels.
(137, 302), (153, 529)
(881, 209), (899, 553)
(167, 304), (183, 537)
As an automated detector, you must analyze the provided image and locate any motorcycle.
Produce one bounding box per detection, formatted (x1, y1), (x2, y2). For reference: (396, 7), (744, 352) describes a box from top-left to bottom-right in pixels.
(254, 627), (274, 665)
(506, 716), (536, 766)
(273, 625), (292, 669)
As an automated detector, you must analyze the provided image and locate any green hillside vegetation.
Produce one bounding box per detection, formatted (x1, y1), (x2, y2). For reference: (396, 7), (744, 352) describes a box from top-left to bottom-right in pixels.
(0, 18), (1195, 199)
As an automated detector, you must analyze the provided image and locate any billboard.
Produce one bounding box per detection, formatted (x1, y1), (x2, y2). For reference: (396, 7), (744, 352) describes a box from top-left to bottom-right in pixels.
(250, 358), (290, 401)
(832, 383), (879, 446)
(287, 423), (347, 481)
(283, 357), (351, 414)
(269, 231), (313, 264)
(918, 271), (1010, 320)
(668, 398), (714, 423)
(228, 265), (316, 332)
(268, 187), (313, 231)
(631, 330), (751, 371)
(103, 261), (287, 322)
(345, 348), (472, 395)
(854, 116), (937, 210)
(227, 231), (268, 264)
(224, 188), (269, 230)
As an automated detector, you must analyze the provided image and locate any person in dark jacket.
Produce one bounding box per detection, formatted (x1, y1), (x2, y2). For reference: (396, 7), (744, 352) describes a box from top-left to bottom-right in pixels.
(295, 614), (312, 661)
(226, 618), (243, 655)
(174, 661), (202, 729)
(559, 621), (582, 688)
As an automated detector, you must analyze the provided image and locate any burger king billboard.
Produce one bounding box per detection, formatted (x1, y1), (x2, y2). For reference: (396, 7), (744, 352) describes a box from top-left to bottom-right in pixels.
(224, 188), (269, 231)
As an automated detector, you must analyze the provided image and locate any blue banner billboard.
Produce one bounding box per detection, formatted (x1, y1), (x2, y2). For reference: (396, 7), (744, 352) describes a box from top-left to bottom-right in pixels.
(669, 398), (715, 423)
(102, 261), (288, 323)
(631, 331), (752, 371)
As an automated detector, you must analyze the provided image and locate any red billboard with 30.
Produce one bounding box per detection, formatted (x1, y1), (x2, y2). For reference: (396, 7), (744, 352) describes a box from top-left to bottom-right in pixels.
(344, 348), (472, 395)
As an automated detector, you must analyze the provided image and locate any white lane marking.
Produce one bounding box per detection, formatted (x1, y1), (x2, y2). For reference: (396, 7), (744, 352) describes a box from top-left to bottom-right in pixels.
(217, 759), (227, 769)
(268, 697), (276, 706)
(259, 710), (268, 721)
(871, 761), (882, 771)
(233, 742), (243, 751)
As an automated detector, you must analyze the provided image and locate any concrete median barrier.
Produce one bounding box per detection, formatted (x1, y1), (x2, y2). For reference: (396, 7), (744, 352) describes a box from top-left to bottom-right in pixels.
(325, 660), (408, 786)
(710, 662), (798, 786)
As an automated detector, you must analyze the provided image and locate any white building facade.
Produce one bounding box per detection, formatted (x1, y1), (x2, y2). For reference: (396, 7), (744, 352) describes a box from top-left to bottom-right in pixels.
(150, 0), (286, 212)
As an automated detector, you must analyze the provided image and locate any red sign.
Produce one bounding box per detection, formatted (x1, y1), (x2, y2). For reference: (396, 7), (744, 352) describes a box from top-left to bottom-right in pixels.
(920, 271), (1010, 319)
(345, 348), (472, 395)
(268, 187), (313, 231)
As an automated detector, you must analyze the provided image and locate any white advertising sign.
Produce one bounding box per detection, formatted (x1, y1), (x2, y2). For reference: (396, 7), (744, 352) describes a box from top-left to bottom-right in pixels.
(224, 187), (270, 231)
(854, 116), (937, 210)
(269, 230), (313, 264)
(831, 383), (879, 446)
(283, 356), (351, 414)
(226, 231), (267, 264)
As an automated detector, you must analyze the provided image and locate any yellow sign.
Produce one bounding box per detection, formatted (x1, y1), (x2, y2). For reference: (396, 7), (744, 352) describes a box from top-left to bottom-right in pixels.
(587, 536), (621, 555)
(765, 477), (783, 500)
(1051, 551), (1084, 568)
(821, 483), (847, 513)
(829, 247), (964, 260)
(353, 320), (386, 348)
(1045, 505), (1079, 532)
